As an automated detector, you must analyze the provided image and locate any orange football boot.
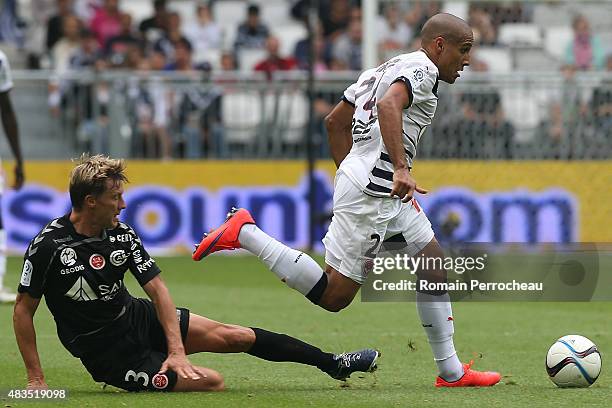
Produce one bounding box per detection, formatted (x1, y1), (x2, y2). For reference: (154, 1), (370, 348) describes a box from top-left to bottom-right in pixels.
(435, 361), (501, 387)
(192, 208), (255, 261)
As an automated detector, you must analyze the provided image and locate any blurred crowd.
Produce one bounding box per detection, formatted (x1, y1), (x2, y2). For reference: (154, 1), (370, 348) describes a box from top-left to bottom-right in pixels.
(0, 0), (609, 159)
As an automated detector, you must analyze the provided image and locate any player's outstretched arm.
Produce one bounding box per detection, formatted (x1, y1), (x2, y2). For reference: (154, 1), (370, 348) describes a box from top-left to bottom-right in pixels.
(13, 292), (47, 389)
(325, 100), (354, 168)
(377, 82), (427, 202)
(143, 276), (205, 381)
(0, 91), (24, 189)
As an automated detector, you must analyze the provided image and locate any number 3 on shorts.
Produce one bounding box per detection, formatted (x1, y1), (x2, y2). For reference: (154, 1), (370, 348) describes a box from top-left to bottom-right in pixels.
(125, 370), (150, 387)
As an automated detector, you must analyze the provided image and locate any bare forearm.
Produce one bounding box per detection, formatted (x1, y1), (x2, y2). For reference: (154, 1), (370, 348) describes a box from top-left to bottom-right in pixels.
(328, 126), (352, 167)
(13, 311), (44, 379)
(1, 103), (23, 164)
(378, 101), (408, 170)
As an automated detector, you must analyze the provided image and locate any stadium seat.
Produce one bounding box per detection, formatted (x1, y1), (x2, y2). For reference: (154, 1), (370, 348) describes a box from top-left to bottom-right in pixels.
(273, 24), (308, 57)
(257, 0), (290, 25)
(501, 89), (543, 142)
(442, 1), (469, 20)
(168, 1), (197, 26)
(513, 47), (560, 71)
(238, 48), (268, 72)
(543, 27), (573, 61)
(474, 47), (512, 73)
(532, 3), (572, 28)
(498, 24), (542, 47)
(194, 48), (222, 70)
(213, 0), (247, 29)
(120, 0), (153, 25)
(278, 91), (308, 144)
(221, 91), (263, 153)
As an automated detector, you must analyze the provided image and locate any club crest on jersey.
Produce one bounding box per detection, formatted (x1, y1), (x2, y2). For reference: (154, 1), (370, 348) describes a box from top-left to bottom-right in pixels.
(110, 250), (128, 267)
(89, 254), (106, 270)
(152, 373), (169, 390)
(60, 248), (77, 266)
(413, 68), (425, 82)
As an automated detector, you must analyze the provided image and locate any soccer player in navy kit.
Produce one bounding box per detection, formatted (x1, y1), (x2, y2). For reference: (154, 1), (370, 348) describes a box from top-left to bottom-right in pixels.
(13, 155), (378, 392)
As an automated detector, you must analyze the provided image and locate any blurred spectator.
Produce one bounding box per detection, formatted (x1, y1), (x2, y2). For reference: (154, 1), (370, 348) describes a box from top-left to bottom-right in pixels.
(589, 55), (612, 139)
(234, 4), (269, 50)
(319, 0), (350, 40)
(294, 27), (331, 72)
(154, 12), (190, 64)
(184, 2), (222, 56)
(537, 64), (587, 159)
(220, 51), (238, 71)
(405, 1), (441, 34)
(105, 13), (141, 67)
(0, 0), (25, 46)
(331, 19), (362, 70)
(89, 0), (121, 47)
(378, 2), (412, 52)
(468, 5), (497, 46)
(164, 38), (222, 159)
(564, 15), (605, 71)
(255, 36), (297, 78)
(47, 0), (74, 52)
(139, 0), (168, 42)
(50, 14), (82, 74)
(74, 0), (101, 22)
(69, 28), (103, 69)
(24, 0), (57, 68)
(164, 38), (210, 71)
(436, 57), (514, 158)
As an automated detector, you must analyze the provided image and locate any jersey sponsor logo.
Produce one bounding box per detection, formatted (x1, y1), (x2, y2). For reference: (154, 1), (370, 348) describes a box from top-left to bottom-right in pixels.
(132, 249), (143, 264)
(110, 249), (128, 267)
(136, 258), (156, 274)
(20, 260), (33, 286)
(60, 264), (85, 275)
(113, 233), (134, 243)
(152, 373), (169, 390)
(60, 248), (77, 266)
(53, 236), (73, 244)
(89, 254), (106, 270)
(99, 280), (123, 301)
(65, 276), (99, 301)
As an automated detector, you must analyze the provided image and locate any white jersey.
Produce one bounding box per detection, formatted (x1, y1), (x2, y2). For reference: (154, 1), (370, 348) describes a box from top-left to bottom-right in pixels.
(339, 50), (439, 198)
(0, 50), (13, 93)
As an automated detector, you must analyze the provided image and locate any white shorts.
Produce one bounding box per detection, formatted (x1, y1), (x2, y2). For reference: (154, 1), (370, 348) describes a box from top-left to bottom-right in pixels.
(323, 171), (435, 284)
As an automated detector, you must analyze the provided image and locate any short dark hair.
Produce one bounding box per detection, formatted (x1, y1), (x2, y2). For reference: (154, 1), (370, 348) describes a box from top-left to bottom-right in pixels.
(247, 4), (260, 16)
(176, 37), (193, 52)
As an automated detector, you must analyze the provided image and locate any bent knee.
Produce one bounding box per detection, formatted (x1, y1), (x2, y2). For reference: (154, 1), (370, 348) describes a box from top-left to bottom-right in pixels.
(224, 326), (255, 352)
(319, 294), (353, 312)
(208, 373), (225, 391)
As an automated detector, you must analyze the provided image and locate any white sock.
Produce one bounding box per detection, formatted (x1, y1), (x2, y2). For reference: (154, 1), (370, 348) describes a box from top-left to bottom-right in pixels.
(0, 229), (6, 290)
(238, 224), (324, 296)
(416, 291), (464, 381)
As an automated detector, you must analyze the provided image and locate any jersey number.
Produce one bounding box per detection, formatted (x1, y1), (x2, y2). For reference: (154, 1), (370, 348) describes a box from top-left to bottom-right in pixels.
(364, 233), (381, 258)
(125, 370), (150, 387)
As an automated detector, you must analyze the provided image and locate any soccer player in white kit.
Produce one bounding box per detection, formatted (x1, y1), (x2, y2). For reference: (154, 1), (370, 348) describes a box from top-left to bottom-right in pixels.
(194, 14), (501, 387)
(0, 49), (25, 303)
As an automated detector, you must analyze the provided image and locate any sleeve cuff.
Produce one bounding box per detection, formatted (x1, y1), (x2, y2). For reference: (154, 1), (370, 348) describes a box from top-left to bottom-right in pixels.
(391, 76), (414, 108)
(342, 95), (355, 107)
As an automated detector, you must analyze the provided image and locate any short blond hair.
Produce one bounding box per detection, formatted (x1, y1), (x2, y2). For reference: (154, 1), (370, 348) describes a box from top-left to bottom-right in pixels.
(69, 154), (128, 210)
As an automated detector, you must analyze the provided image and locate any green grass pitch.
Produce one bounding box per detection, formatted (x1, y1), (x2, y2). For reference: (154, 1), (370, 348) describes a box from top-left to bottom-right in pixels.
(1, 255), (610, 407)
